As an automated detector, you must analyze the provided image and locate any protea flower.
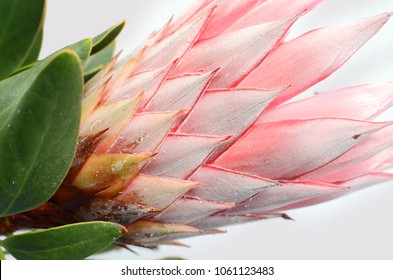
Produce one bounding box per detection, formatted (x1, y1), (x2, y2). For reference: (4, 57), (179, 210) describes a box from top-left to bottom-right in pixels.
(1, 0), (392, 259)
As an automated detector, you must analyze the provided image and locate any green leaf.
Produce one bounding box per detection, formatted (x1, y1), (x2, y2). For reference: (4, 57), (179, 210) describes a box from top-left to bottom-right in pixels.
(13, 37), (93, 77)
(63, 38), (93, 65)
(22, 27), (44, 66)
(85, 40), (116, 73)
(84, 40), (117, 81)
(7, 63), (36, 78)
(0, 50), (83, 217)
(0, 247), (5, 260)
(0, 222), (123, 260)
(84, 65), (103, 82)
(0, 0), (45, 79)
(91, 20), (125, 54)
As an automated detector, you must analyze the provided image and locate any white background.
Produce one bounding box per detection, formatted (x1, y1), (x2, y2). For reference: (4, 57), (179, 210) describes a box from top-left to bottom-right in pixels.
(42, 0), (393, 259)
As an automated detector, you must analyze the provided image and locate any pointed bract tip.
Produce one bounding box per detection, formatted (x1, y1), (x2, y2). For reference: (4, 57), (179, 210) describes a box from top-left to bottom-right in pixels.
(205, 228), (226, 234)
(175, 109), (189, 117)
(281, 213), (294, 221)
(147, 152), (159, 159)
(159, 241), (191, 248)
(117, 224), (129, 234)
(114, 242), (138, 254)
(212, 67), (221, 74)
(221, 135), (232, 142)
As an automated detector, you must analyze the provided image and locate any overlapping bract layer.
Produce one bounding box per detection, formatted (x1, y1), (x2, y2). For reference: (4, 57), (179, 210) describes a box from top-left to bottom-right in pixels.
(63, 0), (393, 246)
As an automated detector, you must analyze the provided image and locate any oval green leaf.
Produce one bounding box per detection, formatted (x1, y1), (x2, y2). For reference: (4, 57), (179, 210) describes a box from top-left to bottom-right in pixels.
(7, 63), (36, 78)
(0, 0), (45, 79)
(0, 222), (123, 260)
(84, 65), (104, 82)
(63, 38), (93, 65)
(85, 40), (116, 73)
(91, 20), (125, 54)
(22, 27), (44, 66)
(11, 37), (93, 77)
(0, 50), (83, 217)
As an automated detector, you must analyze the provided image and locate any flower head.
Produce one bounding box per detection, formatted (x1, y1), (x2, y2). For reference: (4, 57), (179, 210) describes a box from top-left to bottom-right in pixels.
(4, 0), (393, 251)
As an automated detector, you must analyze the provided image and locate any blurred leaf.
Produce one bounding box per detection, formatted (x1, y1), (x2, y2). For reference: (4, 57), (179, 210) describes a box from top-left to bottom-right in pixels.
(0, 222), (123, 260)
(0, 247), (5, 260)
(0, 0), (45, 79)
(84, 40), (116, 81)
(0, 50), (83, 217)
(91, 20), (125, 54)
(161, 257), (186, 260)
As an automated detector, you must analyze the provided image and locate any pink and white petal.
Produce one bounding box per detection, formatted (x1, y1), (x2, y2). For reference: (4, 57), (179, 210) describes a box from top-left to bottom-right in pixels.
(80, 95), (142, 153)
(322, 145), (393, 182)
(163, 0), (213, 39)
(115, 174), (198, 210)
(145, 71), (217, 112)
(165, 1), (269, 40)
(178, 88), (282, 159)
(227, 0), (321, 32)
(239, 14), (390, 110)
(302, 125), (393, 181)
(143, 16), (174, 48)
(271, 173), (393, 211)
(170, 0), (314, 40)
(99, 49), (145, 105)
(124, 220), (205, 245)
(135, 6), (214, 72)
(188, 165), (277, 203)
(174, 17), (297, 88)
(179, 88), (281, 135)
(225, 180), (347, 215)
(142, 134), (229, 179)
(260, 83), (393, 122)
(336, 172), (393, 191)
(197, 0), (268, 40)
(153, 197), (235, 224)
(189, 213), (270, 230)
(215, 118), (390, 180)
(107, 62), (175, 107)
(109, 111), (183, 154)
